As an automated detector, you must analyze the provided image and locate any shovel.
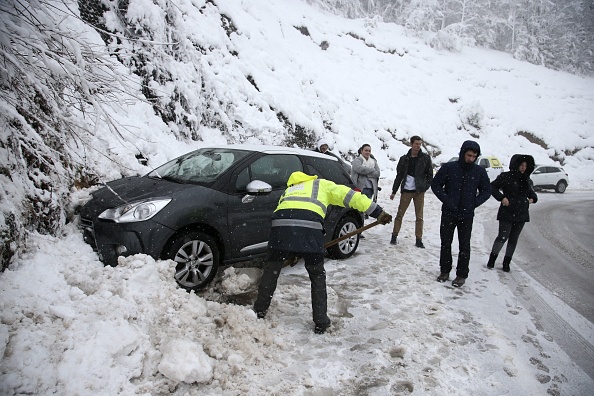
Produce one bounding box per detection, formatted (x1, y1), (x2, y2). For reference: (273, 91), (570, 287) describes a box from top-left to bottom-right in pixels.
(283, 220), (381, 267)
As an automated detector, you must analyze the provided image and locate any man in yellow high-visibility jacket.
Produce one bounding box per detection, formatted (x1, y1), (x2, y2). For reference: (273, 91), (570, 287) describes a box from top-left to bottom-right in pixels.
(254, 171), (392, 334)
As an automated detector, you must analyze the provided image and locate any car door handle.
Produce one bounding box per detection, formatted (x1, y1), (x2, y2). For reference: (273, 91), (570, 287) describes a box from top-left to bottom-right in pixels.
(242, 195), (255, 204)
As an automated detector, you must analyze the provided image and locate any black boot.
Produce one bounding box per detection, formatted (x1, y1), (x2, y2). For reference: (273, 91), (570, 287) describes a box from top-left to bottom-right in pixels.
(502, 256), (511, 272)
(487, 253), (497, 269)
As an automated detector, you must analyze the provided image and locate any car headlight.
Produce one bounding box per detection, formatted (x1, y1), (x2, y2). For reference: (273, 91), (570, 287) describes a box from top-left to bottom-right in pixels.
(98, 198), (171, 223)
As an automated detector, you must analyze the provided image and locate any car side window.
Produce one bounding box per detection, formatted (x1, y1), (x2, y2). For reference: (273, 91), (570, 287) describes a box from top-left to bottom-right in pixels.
(305, 157), (352, 185)
(479, 158), (490, 168)
(235, 154), (303, 191)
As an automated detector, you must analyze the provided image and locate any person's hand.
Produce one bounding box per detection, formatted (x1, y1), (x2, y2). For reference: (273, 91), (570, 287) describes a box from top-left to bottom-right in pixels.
(528, 198), (534, 204)
(377, 211), (392, 225)
(389, 193), (395, 200)
(502, 198), (510, 207)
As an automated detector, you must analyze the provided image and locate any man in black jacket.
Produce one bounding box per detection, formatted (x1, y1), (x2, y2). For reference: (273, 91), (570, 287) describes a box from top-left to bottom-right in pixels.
(389, 136), (433, 248)
(431, 140), (491, 287)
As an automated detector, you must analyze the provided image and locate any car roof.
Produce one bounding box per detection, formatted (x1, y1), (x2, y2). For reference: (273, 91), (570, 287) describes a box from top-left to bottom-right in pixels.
(201, 144), (339, 162)
(535, 164), (563, 168)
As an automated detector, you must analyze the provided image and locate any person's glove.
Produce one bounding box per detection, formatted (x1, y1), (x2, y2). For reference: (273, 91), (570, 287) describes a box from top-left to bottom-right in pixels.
(377, 211), (392, 225)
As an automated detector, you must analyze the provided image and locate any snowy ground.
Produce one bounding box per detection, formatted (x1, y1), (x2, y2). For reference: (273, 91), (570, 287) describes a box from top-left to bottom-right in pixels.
(1, 181), (593, 395)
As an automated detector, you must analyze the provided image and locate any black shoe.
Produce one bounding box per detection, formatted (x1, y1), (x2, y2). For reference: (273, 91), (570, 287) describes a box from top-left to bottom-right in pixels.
(314, 321), (331, 334)
(487, 253), (497, 269)
(390, 235), (397, 245)
(436, 273), (449, 283)
(255, 310), (266, 319)
(415, 239), (425, 248)
(452, 277), (466, 287)
(502, 256), (511, 272)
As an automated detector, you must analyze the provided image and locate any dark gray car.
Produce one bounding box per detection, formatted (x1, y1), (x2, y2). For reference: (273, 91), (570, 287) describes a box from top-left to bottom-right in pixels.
(79, 145), (364, 291)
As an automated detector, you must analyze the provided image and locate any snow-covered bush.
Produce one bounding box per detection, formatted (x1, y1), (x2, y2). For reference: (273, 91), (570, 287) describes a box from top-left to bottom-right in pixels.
(0, 0), (149, 270)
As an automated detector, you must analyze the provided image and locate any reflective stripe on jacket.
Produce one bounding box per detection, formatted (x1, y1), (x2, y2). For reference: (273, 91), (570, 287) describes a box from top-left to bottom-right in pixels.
(275, 175), (377, 219)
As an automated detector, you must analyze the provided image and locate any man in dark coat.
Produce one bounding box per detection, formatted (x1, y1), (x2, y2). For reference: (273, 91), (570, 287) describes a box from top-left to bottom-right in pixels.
(253, 171), (392, 334)
(431, 140), (491, 287)
(389, 135), (433, 248)
(486, 154), (538, 272)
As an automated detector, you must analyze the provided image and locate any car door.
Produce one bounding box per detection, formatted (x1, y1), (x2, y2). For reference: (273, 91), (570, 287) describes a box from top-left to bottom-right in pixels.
(531, 166), (544, 186)
(548, 167), (563, 186)
(541, 167), (555, 186)
(226, 154), (304, 259)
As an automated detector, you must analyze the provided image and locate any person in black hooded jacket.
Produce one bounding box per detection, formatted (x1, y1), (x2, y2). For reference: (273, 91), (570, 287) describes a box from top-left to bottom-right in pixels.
(486, 154), (538, 272)
(431, 140), (492, 287)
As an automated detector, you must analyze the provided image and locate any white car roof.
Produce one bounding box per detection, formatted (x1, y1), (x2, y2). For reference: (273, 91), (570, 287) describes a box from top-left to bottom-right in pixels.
(203, 144), (339, 161)
(535, 164), (563, 168)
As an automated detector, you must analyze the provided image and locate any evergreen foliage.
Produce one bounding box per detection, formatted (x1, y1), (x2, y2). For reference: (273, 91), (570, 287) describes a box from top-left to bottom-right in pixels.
(310, 0), (594, 75)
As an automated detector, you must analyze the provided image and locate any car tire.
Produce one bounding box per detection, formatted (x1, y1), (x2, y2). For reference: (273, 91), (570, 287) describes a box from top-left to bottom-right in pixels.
(555, 180), (567, 193)
(166, 231), (220, 291)
(327, 216), (360, 259)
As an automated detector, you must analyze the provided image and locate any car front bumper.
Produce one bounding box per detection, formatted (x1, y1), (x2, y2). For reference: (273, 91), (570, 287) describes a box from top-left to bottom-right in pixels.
(80, 215), (176, 266)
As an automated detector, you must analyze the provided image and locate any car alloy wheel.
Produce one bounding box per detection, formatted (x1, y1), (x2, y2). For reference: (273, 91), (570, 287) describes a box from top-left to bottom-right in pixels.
(327, 216), (360, 259)
(166, 231), (220, 291)
(555, 180), (567, 193)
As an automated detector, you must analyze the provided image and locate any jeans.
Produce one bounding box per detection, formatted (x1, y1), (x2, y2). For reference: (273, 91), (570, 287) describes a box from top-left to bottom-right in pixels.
(490, 221), (525, 259)
(253, 250), (330, 327)
(439, 213), (474, 278)
(392, 191), (425, 240)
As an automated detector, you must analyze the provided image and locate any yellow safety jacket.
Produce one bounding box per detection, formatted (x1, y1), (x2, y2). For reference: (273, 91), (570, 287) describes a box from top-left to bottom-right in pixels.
(275, 171), (377, 218)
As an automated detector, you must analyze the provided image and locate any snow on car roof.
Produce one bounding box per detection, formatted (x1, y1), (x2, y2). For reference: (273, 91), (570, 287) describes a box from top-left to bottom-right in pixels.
(202, 144), (339, 161)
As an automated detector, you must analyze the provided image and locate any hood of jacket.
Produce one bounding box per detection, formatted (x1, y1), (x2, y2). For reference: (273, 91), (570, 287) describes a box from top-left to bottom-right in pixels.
(457, 140), (482, 163)
(287, 171), (318, 187)
(509, 154), (535, 176)
(317, 138), (330, 151)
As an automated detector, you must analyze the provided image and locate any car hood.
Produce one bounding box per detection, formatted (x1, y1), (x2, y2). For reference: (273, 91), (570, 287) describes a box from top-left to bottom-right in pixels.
(84, 176), (204, 211)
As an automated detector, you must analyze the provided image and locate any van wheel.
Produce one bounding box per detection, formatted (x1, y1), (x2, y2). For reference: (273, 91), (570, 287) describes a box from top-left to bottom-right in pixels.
(165, 231), (220, 291)
(327, 216), (360, 259)
(555, 181), (567, 193)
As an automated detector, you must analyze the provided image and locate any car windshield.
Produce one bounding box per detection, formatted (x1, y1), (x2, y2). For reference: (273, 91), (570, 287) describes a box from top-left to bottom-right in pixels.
(146, 148), (250, 184)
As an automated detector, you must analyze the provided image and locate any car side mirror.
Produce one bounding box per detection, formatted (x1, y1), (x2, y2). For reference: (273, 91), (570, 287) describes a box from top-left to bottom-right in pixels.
(246, 180), (273, 195)
(533, 170), (541, 174)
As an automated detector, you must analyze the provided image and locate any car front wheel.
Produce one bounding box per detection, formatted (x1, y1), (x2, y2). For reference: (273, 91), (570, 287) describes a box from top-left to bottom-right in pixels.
(327, 216), (360, 259)
(165, 231), (220, 291)
(555, 180), (567, 193)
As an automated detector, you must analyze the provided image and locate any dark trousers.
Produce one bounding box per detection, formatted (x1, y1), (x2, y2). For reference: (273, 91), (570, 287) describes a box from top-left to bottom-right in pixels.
(490, 221), (525, 259)
(253, 250), (330, 327)
(439, 213), (474, 278)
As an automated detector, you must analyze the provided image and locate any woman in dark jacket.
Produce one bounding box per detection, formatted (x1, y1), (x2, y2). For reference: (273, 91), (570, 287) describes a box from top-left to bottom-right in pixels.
(487, 154), (538, 272)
